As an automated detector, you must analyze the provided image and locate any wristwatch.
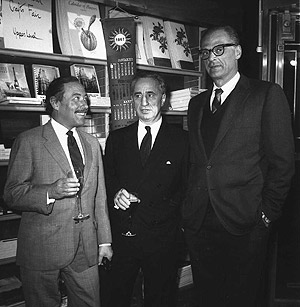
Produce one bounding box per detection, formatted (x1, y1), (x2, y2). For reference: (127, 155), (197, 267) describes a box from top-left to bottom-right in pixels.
(262, 211), (271, 227)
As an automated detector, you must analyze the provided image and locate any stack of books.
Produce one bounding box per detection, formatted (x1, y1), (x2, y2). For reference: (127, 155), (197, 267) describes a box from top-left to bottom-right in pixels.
(78, 114), (110, 151)
(56, 0), (106, 60)
(169, 87), (205, 111)
(177, 264), (193, 288)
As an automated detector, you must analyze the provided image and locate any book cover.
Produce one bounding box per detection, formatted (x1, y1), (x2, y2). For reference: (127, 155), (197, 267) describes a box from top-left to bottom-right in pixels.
(70, 64), (101, 104)
(56, 0), (106, 59)
(0, 0), (4, 48)
(2, 0), (52, 52)
(164, 21), (195, 70)
(0, 63), (31, 100)
(32, 64), (60, 101)
(140, 16), (171, 67)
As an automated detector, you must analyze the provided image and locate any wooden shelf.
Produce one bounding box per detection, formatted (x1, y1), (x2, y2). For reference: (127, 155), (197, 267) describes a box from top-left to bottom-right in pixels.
(0, 48), (202, 78)
(0, 256), (16, 265)
(0, 214), (21, 222)
(0, 160), (9, 166)
(0, 102), (111, 114)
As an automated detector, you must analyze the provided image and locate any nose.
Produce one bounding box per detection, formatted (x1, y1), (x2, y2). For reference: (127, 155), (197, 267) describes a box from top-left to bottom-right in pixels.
(208, 50), (216, 61)
(141, 94), (148, 106)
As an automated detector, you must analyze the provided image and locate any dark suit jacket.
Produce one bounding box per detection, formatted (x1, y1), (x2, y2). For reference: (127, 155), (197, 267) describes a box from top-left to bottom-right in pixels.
(183, 74), (295, 235)
(4, 121), (112, 270)
(104, 120), (188, 249)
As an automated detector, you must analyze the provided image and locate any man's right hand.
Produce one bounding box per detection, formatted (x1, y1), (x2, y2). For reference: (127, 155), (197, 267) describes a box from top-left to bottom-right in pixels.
(48, 177), (80, 200)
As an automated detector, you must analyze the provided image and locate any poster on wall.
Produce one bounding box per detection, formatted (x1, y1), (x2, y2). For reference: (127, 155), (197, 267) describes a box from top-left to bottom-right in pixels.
(102, 17), (137, 130)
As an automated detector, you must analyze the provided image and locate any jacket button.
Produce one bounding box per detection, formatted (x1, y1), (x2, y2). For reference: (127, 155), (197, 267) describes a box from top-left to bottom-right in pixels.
(207, 165), (212, 170)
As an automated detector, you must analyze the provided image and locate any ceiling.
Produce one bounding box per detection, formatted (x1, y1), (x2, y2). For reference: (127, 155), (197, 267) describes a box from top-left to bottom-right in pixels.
(96, 0), (299, 28)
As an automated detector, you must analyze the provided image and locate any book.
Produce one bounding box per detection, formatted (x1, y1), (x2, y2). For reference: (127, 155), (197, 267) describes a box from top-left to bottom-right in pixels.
(0, 63), (31, 100)
(0, 0), (4, 48)
(70, 64), (101, 105)
(0, 97), (42, 104)
(164, 21), (195, 70)
(56, 0), (106, 60)
(2, 0), (52, 52)
(32, 64), (60, 101)
(140, 16), (172, 67)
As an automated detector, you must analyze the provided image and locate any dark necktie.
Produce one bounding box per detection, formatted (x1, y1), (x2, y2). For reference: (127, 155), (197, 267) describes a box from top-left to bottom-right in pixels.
(67, 130), (84, 176)
(140, 126), (152, 167)
(212, 88), (223, 113)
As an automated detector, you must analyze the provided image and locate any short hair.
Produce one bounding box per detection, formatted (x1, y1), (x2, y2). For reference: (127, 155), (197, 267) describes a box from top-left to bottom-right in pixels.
(201, 25), (240, 46)
(130, 72), (166, 95)
(45, 76), (80, 115)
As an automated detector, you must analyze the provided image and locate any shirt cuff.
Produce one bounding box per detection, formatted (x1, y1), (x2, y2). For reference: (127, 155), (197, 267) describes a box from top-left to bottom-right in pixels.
(99, 243), (111, 247)
(47, 192), (55, 204)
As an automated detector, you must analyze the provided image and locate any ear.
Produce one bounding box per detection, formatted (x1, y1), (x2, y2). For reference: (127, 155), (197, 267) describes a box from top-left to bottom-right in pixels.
(161, 93), (166, 106)
(50, 96), (59, 111)
(235, 45), (242, 60)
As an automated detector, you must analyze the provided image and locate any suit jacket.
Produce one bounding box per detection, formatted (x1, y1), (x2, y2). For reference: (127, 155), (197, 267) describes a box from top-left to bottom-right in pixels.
(104, 120), (188, 250)
(4, 121), (112, 270)
(183, 74), (295, 235)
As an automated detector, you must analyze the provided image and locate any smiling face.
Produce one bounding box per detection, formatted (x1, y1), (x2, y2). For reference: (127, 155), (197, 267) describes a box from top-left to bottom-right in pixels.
(201, 29), (242, 87)
(132, 77), (166, 125)
(50, 81), (88, 130)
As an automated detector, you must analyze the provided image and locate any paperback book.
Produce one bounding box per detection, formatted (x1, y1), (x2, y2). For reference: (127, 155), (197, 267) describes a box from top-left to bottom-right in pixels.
(32, 64), (60, 101)
(0, 63), (31, 101)
(70, 64), (101, 105)
(56, 0), (106, 59)
(140, 16), (172, 67)
(164, 21), (195, 70)
(2, 0), (53, 52)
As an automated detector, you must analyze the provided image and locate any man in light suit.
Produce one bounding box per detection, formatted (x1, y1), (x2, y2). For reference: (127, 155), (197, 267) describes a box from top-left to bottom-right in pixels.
(4, 76), (113, 307)
(103, 72), (188, 307)
(183, 26), (295, 306)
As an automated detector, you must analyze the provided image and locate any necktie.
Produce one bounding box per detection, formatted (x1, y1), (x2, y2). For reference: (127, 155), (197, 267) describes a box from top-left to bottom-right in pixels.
(212, 88), (223, 113)
(140, 126), (152, 167)
(67, 130), (84, 176)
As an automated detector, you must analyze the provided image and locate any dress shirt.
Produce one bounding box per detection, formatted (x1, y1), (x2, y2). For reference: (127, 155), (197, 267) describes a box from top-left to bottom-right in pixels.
(138, 117), (162, 149)
(51, 118), (85, 168)
(47, 119), (85, 204)
(210, 72), (240, 111)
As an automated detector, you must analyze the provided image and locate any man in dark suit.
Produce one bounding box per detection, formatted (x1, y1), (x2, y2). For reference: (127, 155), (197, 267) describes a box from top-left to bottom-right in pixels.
(4, 76), (113, 307)
(103, 72), (188, 307)
(183, 25), (295, 306)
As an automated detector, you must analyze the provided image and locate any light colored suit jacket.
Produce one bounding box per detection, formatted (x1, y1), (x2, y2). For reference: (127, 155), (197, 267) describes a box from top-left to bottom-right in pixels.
(4, 121), (112, 270)
(183, 74), (295, 235)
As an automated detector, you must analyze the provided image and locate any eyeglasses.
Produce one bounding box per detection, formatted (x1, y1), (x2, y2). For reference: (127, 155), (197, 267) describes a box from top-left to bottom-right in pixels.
(199, 43), (237, 60)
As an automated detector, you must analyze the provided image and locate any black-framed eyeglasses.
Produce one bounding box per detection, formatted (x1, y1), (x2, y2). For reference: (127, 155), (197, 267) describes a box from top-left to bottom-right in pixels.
(199, 43), (237, 60)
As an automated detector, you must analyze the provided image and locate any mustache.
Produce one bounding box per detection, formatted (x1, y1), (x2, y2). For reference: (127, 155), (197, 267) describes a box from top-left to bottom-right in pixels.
(75, 107), (88, 113)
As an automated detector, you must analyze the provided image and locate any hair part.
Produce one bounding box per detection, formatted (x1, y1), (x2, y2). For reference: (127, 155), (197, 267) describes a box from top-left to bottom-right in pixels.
(201, 25), (240, 45)
(45, 76), (80, 115)
(130, 72), (166, 95)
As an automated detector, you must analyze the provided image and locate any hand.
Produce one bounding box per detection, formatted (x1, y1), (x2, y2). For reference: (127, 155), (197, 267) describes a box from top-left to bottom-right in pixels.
(98, 245), (113, 265)
(48, 176), (80, 200)
(113, 188), (140, 210)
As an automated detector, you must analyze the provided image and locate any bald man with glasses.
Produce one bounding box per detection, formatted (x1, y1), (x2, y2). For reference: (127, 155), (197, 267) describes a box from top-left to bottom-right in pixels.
(183, 25), (294, 306)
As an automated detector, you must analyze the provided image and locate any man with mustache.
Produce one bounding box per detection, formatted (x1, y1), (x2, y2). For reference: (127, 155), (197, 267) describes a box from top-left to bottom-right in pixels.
(4, 76), (112, 307)
(183, 25), (294, 306)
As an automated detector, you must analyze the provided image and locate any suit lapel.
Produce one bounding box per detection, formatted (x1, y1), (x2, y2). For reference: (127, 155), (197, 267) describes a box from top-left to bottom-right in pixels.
(191, 89), (210, 160)
(42, 121), (70, 174)
(211, 75), (251, 157)
(77, 130), (92, 181)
